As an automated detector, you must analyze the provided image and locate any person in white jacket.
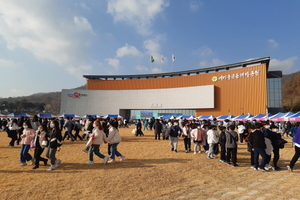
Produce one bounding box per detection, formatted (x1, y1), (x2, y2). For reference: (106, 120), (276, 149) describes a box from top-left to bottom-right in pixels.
(86, 120), (109, 164)
(207, 125), (219, 159)
(105, 121), (125, 163)
(237, 121), (246, 144)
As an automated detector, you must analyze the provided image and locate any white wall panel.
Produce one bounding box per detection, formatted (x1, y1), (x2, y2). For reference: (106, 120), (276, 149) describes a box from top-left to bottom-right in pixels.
(60, 85), (214, 116)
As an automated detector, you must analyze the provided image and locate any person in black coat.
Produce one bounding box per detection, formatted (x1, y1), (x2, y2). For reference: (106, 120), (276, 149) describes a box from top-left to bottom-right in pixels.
(262, 121), (281, 170)
(135, 119), (144, 136)
(249, 123), (268, 171)
(46, 120), (63, 171)
(218, 126), (226, 162)
(153, 119), (162, 140)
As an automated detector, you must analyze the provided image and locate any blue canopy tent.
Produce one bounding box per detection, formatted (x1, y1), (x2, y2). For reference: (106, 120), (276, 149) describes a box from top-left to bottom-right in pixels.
(58, 114), (80, 118)
(288, 112), (300, 121)
(233, 114), (254, 121)
(198, 115), (216, 120)
(6, 113), (32, 118)
(252, 114), (265, 119)
(269, 112), (294, 121)
(81, 115), (100, 119)
(103, 114), (123, 119)
(177, 115), (195, 120)
(217, 115), (235, 121)
(252, 113), (273, 121)
(37, 114), (57, 118)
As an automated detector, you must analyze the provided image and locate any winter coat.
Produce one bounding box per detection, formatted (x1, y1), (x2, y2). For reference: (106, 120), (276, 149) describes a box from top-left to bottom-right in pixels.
(91, 127), (106, 145)
(249, 130), (266, 149)
(153, 121), (162, 134)
(207, 129), (219, 144)
(190, 128), (203, 141)
(47, 129), (63, 149)
(225, 130), (238, 148)
(170, 125), (182, 137)
(20, 128), (35, 145)
(105, 126), (122, 144)
(34, 130), (47, 148)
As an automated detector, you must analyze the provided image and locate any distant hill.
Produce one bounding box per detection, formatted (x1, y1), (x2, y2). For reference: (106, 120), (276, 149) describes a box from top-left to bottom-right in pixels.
(282, 70), (300, 111)
(0, 85), (86, 114)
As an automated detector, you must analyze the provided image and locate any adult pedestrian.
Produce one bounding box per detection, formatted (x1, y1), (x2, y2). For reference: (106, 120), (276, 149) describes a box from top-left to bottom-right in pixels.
(249, 123), (268, 172)
(153, 119), (162, 140)
(182, 123), (192, 153)
(19, 121), (35, 166)
(225, 125), (238, 166)
(63, 117), (75, 141)
(169, 121), (182, 153)
(46, 120), (63, 171)
(207, 125), (219, 159)
(105, 121), (125, 163)
(32, 124), (48, 169)
(86, 120), (109, 164)
(287, 126), (300, 172)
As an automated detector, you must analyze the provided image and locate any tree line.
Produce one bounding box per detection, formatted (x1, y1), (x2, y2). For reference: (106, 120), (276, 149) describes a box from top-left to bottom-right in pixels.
(0, 99), (46, 114)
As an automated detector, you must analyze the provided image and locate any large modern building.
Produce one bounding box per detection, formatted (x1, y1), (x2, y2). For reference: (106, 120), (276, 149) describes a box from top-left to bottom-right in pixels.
(60, 57), (283, 119)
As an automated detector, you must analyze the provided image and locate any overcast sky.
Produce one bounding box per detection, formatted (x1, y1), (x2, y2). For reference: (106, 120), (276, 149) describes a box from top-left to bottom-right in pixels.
(0, 0), (299, 98)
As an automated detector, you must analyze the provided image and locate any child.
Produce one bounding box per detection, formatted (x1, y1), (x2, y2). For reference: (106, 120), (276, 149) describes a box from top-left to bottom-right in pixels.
(85, 120), (109, 164)
(182, 123), (191, 153)
(190, 125), (204, 154)
(46, 120), (63, 171)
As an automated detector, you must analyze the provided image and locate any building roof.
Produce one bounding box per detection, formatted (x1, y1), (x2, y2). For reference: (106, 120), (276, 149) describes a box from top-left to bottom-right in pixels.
(83, 57), (270, 80)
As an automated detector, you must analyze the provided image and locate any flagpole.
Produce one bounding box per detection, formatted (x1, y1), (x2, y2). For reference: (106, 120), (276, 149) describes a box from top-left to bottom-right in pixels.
(171, 53), (173, 72)
(150, 55), (151, 73)
(161, 55), (163, 72)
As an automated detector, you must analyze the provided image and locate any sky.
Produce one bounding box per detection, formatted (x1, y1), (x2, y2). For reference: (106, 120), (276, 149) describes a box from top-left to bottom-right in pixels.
(0, 0), (299, 98)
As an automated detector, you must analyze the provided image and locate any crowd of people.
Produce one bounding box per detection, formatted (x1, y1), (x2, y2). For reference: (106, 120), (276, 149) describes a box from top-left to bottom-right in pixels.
(135, 117), (300, 172)
(0, 115), (125, 171)
(1, 115), (300, 172)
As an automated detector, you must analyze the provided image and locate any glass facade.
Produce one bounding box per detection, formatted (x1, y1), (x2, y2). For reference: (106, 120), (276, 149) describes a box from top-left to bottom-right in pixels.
(130, 109), (195, 119)
(267, 78), (283, 108)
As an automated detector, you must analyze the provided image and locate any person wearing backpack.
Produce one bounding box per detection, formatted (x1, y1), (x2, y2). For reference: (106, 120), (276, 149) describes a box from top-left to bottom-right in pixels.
(225, 125), (238, 166)
(190, 125), (203, 154)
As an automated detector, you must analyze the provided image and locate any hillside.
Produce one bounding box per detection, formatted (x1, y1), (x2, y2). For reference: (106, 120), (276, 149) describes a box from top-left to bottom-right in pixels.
(0, 85), (86, 114)
(282, 70), (300, 111)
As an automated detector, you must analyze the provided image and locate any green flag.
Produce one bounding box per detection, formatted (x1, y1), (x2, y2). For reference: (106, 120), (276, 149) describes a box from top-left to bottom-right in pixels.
(150, 55), (155, 63)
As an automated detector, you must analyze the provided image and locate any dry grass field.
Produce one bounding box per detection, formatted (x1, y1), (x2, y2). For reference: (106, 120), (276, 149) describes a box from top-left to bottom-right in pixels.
(0, 126), (300, 200)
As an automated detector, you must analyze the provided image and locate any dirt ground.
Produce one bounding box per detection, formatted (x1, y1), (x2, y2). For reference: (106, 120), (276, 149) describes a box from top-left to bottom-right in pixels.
(0, 126), (299, 200)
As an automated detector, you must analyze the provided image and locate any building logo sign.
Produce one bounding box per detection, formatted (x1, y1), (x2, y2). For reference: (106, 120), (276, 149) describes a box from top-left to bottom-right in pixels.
(212, 76), (218, 82)
(67, 92), (87, 98)
(212, 70), (260, 82)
